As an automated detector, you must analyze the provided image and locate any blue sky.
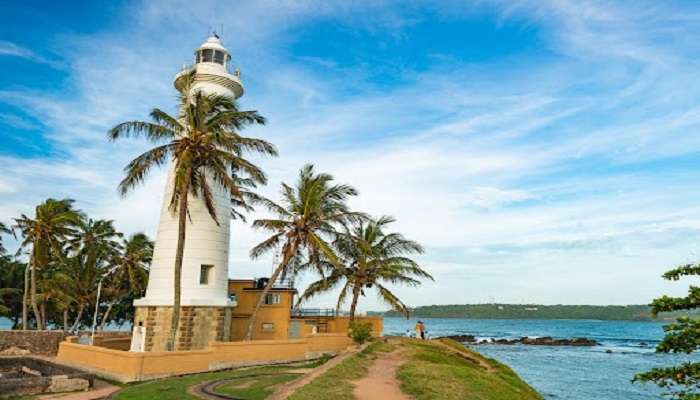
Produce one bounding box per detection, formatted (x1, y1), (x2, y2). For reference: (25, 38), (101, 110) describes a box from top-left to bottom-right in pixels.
(2, 1), (700, 310)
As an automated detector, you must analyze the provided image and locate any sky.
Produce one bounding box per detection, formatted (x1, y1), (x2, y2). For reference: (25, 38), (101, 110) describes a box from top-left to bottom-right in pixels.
(2, 0), (700, 311)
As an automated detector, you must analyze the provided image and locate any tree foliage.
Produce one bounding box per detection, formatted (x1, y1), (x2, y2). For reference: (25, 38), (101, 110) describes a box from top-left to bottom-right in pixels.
(245, 164), (362, 340)
(0, 202), (153, 331)
(635, 263), (700, 399)
(297, 216), (432, 322)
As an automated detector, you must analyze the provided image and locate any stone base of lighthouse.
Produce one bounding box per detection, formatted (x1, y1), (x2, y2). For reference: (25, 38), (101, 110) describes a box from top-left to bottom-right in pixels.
(133, 306), (232, 351)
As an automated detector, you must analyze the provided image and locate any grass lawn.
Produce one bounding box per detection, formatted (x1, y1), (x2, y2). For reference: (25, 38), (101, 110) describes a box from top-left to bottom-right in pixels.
(113, 358), (328, 400)
(287, 341), (393, 400)
(215, 373), (299, 399)
(396, 338), (543, 400)
(80, 339), (541, 400)
(288, 338), (541, 400)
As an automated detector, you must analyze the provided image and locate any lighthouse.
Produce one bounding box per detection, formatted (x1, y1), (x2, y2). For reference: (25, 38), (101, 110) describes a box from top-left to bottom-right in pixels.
(131, 35), (242, 351)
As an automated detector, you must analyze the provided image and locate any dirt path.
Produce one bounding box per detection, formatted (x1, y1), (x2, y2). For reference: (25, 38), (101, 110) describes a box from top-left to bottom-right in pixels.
(267, 344), (368, 400)
(351, 349), (410, 400)
(38, 380), (119, 400)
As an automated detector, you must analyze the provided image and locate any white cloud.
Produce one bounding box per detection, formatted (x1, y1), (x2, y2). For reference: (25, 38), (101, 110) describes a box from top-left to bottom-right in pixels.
(3, 0), (700, 311)
(0, 41), (34, 58)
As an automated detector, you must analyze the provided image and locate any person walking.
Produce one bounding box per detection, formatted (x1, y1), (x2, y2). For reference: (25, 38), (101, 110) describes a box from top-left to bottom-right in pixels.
(416, 320), (426, 340)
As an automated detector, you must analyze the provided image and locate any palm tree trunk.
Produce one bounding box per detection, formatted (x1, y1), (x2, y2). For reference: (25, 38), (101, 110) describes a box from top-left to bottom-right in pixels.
(30, 247), (42, 330)
(70, 304), (85, 332)
(99, 302), (114, 331)
(244, 242), (296, 341)
(22, 263), (29, 330)
(335, 282), (350, 317)
(167, 190), (189, 351)
(349, 285), (361, 324)
(63, 309), (69, 331)
(40, 302), (47, 330)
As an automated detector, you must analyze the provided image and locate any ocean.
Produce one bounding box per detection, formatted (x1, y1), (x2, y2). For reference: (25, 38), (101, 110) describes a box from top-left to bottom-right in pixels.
(383, 317), (694, 399)
(2, 316), (691, 398)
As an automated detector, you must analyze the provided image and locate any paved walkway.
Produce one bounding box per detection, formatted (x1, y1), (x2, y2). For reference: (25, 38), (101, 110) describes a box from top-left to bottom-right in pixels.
(351, 348), (411, 400)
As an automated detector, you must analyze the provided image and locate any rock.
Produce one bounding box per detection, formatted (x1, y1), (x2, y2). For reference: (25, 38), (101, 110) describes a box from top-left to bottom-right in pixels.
(21, 366), (42, 376)
(442, 334), (476, 343)
(0, 346), (31, 356)
(441, 335), (600, 346)
(606, 349), (614, 354)
(48, 375), (90, 393)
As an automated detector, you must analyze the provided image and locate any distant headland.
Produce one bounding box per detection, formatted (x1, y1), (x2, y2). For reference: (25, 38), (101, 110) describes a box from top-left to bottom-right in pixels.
(373, 304), (696, 321)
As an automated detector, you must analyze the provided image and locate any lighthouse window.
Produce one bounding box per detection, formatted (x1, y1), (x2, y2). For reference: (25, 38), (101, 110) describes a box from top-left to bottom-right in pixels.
(200, 264), (214, 284)
(201, 49), (214, 63)
(214, 50), (225, 65)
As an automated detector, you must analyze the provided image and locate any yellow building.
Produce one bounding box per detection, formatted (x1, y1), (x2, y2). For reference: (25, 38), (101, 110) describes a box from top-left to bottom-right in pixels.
(228, 278), (383, 342)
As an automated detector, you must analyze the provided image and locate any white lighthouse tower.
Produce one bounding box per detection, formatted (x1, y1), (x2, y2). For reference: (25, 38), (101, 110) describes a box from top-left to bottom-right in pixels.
(132, 35), (243, 351)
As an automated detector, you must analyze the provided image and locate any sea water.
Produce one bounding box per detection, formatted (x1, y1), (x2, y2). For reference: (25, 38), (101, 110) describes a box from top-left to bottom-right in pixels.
(383, 317), (694, 399)
(1, 316), (690, 398)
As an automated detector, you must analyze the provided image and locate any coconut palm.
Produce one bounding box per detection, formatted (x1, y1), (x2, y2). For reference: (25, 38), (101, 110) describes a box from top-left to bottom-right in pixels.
(245, 164), (362, 340)
(67, 218), (122, 259)
(99, 233), (153, 330)
(110, 89), (276, 350)
(52, 253), (106, 332)
(0, 222), (12, 254)
(298, 216), (433, 322)
(68, 219), (122, 327)
(13, 199), (82, 330)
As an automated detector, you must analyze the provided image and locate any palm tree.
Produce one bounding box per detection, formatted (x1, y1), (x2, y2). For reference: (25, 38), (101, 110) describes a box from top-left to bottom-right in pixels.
(99, 233), (153, 330)
(68, 218), (122, 259)
(110, 89), (276, 350)
(52, 254), (104, 332)
(245, 164), (362, 340)
(13, 199), (82, 330)
(298, 216), (433, 323)
(0, 222), (12, 254)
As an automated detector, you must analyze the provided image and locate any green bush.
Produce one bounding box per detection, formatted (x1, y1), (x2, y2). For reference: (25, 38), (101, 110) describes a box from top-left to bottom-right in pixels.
(349, 322), (373, 344)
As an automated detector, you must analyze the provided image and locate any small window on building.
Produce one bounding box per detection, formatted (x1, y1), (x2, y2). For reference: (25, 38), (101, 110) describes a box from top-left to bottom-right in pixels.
(261, 322), (275, 331)
(200, 264), (214, 284)
(201, 48), (214, 63)
(264, 293), (280, 305)
(214, 50), (225, 65)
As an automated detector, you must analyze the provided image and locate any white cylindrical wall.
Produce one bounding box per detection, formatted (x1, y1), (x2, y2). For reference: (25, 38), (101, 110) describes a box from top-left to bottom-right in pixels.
(134, 38), (241, 307)
(135, 166), (232, 306)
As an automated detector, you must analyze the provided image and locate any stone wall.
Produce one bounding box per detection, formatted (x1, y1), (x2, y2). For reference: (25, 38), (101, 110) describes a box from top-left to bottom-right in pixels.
(0, 331), (69, 356)
(0, 331), (131, 356)
(134, 306), (230, 351)
(0, 357), (94, 397)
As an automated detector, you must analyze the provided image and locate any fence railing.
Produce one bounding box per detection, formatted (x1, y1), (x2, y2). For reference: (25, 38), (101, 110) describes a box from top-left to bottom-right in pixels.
(251, 277), (295, 290)
(292, 308), (337, 317)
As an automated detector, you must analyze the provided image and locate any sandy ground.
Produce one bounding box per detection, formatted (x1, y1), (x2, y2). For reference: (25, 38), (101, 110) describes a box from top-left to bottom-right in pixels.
(38, 379), (119, 400)
(352, 349), (411, 400)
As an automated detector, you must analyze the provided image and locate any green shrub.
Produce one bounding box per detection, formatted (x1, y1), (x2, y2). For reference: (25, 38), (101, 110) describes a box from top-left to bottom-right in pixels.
(349, 322), (373, 344)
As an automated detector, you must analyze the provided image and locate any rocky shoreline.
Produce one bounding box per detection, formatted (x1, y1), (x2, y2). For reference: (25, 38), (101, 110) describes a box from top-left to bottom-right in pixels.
(442, 334), (600, 346)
